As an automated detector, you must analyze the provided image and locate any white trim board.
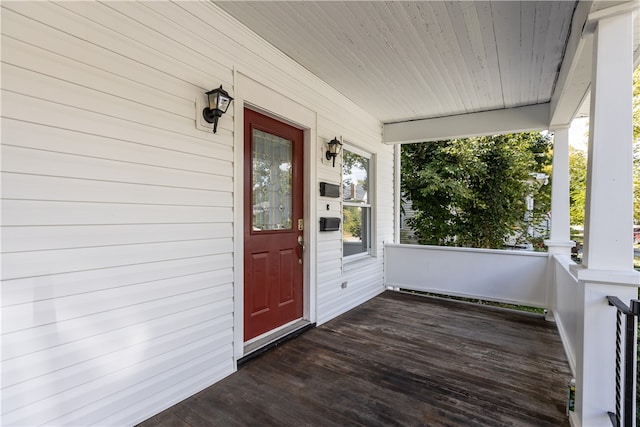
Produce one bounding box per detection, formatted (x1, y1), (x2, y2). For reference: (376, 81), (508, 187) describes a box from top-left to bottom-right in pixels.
(383, 103), (550, 144)
(232, 70), (318, 363)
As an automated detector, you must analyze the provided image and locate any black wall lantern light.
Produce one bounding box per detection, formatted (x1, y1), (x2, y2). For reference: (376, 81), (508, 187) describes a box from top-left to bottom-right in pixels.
(326, 137), (343, 167)
(202, 85), (234, 133)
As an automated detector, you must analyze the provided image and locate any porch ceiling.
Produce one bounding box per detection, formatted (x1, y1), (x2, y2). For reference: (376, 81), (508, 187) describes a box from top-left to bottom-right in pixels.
(217, 1), (639, 141)
(217, 1), (577, 124)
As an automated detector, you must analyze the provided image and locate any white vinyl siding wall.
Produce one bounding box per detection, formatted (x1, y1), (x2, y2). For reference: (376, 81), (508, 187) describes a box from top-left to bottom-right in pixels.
(1, 2), (392, 426)
(316, 119), (392, 325)
(1, 2), (393, 425)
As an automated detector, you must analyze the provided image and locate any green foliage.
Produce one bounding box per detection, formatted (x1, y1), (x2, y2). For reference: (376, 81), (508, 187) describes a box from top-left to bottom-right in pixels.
(567, 68), (640, 227)
(634, 67), (640, 142)
(342, 151), (368, 191)
(633, 68), (640, 223)
(343, 150), (369, 240)
(569, 147), (587, 226)
(401, 132), (552, 249)
(635, 144), (640, 224)
(343, 207), (362, 239)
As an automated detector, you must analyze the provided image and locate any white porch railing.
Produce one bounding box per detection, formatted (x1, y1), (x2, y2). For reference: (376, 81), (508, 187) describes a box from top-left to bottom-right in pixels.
(384, 243), (548, 307)
(550, 254), (580, 373)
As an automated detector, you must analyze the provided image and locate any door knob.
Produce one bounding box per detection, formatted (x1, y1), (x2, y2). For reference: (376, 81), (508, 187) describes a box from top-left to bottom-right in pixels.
(297, 235), (305, 264)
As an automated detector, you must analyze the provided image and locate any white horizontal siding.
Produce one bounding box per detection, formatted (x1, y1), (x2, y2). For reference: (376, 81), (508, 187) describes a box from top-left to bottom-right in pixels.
(317, 260), (385, 325)
(5, 329), (233, 426)
(2, 253), (232, 306)
(3, 239), (232, 284)
(1, 1), (237, 425)
(2, 200), (232, 227)
(315, 116), (390, 325)
(3, 146), (231, 191)
(3, 223), (232, 253)
(3, 293), (232, 391)
(2, 38), (194, 119)
(3, 173), (232, 207)
(89, 346), (234, 427)
(3, 120), (233, 169)
(3, 279), (233, 358)
(1, 1), (390, 426)
(2, 91), (233, 151)
(3, 63), (204, 134)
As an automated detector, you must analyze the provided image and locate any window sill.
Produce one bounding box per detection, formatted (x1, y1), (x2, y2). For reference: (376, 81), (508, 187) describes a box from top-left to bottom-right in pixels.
(343, 253), (375, 271)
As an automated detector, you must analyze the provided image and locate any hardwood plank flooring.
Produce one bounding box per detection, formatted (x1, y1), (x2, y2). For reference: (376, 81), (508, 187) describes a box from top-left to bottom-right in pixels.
(138, 291), (572, 426)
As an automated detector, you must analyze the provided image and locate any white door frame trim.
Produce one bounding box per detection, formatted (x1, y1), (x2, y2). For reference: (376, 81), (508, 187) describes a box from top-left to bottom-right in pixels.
(232, 69), (318, 364)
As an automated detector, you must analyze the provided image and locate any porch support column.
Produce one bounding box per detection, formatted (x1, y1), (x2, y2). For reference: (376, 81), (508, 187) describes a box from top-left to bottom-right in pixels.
(545, 126), (574, 257)
(572, 9), (639, 427)
(545, 126), (574, 322)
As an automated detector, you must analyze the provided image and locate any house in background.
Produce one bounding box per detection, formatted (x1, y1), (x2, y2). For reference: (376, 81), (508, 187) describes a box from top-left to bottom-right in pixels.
(2, 1), (639, 426)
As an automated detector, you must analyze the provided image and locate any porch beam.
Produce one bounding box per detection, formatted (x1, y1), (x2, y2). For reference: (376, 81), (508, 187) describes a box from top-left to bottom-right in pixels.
(382, 103), (549, 144)
(548, 0), (593, 128)
(550, 1), (640, 128)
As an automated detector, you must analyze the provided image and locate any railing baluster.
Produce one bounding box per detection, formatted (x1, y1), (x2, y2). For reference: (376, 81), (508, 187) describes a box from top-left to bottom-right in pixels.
(607, 297), (640, 427)
(617, 308), (623, 427)
(624, 306), (634, 427)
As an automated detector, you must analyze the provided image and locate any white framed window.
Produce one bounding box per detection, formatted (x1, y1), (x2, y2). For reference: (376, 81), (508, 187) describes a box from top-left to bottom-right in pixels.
(342, 147), (373, 258)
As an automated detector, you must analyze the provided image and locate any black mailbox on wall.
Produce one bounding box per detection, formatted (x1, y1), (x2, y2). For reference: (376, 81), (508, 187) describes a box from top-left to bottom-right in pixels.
(320, 217), (341, 232)
(319, 182), (340, 198)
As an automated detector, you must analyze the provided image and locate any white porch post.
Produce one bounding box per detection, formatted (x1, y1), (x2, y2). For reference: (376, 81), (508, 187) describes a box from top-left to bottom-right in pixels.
(572, 9), (639, 427)
(545, 126), (574, 321)
(545, 126), (574, 257)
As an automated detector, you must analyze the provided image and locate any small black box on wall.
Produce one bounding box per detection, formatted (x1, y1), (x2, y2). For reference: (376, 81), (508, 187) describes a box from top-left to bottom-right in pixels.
(319, 182), (340, 198)
(320, 217), (341, 231)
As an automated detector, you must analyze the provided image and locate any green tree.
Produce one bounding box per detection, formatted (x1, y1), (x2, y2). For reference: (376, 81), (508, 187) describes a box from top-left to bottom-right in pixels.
(401, 132), (552, 249)
(342, 151), (369, 239)
(633, 67), (640, 223)
(569, 68), (639, 226)
(635, 144), (640, 224)
(343, 206), (362, 239)
(569, 147), (587, 226)
(566, 68), (640, 228)
(634, 67), (640, 142)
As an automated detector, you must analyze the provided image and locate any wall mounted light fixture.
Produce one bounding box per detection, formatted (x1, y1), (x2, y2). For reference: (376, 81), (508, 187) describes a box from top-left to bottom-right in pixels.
(326, 137), (343, 167)
(202, 85), (234, 133)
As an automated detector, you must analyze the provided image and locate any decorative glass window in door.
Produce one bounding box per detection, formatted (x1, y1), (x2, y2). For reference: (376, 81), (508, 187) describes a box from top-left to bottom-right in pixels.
(252, 129), (293, 231)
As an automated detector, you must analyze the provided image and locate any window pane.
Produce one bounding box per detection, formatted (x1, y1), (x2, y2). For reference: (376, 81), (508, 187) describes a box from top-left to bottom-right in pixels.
(343, 151), (369, 203)
(252, 129), (292, 231)
(343, 206), (369, 256)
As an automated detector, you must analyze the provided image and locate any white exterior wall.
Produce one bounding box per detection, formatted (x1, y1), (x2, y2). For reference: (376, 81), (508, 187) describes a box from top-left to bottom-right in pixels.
(1, 2), (391, 426)
(316, 116), (392, 325)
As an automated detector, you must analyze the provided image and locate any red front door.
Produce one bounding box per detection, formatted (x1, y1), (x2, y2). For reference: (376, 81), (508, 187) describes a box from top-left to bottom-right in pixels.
(244, 109), (304, 341)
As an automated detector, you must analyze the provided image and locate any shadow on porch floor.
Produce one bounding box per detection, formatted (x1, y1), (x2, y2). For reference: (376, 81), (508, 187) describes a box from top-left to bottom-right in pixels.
(138, 291), (571, 426)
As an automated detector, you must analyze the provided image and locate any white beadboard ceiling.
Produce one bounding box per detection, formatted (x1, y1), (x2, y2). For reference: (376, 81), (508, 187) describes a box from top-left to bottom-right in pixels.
(217, 1), (579, 124)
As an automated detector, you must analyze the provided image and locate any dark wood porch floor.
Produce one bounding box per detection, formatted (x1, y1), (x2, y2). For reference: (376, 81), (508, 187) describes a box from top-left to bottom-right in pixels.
(139, 291), (572, 427)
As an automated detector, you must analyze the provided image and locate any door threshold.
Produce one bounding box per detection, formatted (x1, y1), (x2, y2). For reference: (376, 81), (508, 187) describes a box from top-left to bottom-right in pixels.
(239, 319), (314, 367)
